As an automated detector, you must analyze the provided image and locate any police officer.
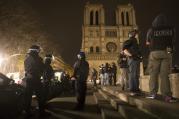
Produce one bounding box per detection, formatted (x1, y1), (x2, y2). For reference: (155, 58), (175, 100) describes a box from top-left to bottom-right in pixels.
(123, 30), (141, 95)
(91, 68), (97, 86)
(146, 14), (177, 102)
(117, 51), (129, 90)
(99, 64), (105, 86)
(73, 51), (89, 110)
(111, 62), (117, 86)
(61, 71), (71, 94)
(24, 45), (48, 117)
(104, 63), (110, 85)
(43, 54), (54, 101)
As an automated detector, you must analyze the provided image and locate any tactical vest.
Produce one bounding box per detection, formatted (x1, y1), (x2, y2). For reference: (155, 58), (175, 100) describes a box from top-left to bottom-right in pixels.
(150, 26), (174, 51)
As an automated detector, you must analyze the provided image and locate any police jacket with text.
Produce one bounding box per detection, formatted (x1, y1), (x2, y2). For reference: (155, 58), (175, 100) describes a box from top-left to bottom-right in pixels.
(146, 14), (174, 51)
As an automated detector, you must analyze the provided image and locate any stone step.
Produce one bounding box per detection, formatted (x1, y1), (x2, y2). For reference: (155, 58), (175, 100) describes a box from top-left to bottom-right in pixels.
(101, 86), (179, 119)
(98, 89), (127, 110)
(93, 92), (124, 119)
(99, 89), (157, 119)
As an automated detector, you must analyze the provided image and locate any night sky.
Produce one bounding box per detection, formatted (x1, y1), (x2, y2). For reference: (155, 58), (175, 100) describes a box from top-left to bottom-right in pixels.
(26, 0), (179, 66)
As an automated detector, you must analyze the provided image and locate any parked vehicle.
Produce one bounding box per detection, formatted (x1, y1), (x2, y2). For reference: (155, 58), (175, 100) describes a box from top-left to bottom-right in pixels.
(0, 72), (25, 118)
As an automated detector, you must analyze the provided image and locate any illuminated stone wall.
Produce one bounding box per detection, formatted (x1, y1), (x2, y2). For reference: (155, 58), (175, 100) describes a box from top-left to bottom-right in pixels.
(82, 3), (138, 75)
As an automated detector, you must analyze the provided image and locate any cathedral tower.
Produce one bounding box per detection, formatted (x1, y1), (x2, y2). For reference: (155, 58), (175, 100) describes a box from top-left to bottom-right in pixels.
(81, 2), (138, 70)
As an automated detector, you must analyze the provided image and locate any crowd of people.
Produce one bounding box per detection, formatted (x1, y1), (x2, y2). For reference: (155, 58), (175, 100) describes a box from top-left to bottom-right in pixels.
(23, 45), (89, 118)
(24, 45), (52, 118)
(98, 62), (117, 86)
(22, 13), (177, 118)
(90, 14), (177, 103)
(90, 62), (117, 87)
(119, 14), (177, 103)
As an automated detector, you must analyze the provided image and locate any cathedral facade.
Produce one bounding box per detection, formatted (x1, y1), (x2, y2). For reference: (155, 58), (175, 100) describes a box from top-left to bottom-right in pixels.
(81, 2), (138, 70)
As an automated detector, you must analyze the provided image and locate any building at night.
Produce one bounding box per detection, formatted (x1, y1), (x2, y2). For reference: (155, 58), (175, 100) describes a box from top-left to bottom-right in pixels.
(81, 2), (138, 70)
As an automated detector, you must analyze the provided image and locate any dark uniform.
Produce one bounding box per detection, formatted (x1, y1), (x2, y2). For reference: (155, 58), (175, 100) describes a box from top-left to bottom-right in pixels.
(104, 63), (110, 85)
(123, 31), (141, 93)
(118, 52), (129, 90)
(111, 63), (117, 86)
(61, 72), (71, 93)
(73, 52), (89, 110)
(91, 68), (97, 86)
(99, 64), (105, 85)
(24, 45), (45, 116)
(43, 54), (54, 101)
(108, 65), (112, 85)
(146, 14), (176, 102)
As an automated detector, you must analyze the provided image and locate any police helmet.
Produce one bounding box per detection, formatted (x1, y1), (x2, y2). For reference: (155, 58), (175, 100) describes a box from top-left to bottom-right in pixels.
(128, 30), (137, 38)
(45, 54), (53, 59)
(29, 45), (40, 53)
(77, 51), (86, 60)
(44, 54), (53, 64)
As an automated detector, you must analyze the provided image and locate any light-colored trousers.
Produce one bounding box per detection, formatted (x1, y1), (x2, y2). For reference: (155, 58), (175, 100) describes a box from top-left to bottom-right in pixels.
(148, 50), (172, 96)
(120, 68), (129, 89)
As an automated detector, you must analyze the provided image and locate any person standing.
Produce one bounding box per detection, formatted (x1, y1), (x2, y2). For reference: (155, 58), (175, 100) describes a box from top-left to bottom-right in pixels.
(111, 62), (117, 86)
(104, 63), (110, 85)
(73, 51), (89, 110)
(99, 64), (105, 86)
(24, 45), (49, 117)
(91, 68), (97, 86)
(123, 30), (142, 95)
(117, 51), (129, 90)
(42, 54), (54, 100)
(146, 14), (177, 102)
(108, 64), (113, 85)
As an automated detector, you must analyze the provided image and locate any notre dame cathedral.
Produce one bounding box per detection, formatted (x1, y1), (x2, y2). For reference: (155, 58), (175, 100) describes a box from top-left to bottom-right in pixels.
(81, 2), (138, 70)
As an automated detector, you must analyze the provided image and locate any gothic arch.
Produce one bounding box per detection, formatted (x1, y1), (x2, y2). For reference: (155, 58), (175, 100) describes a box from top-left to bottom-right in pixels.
(126, 12), (129, 26)
(90, 46), (94, 53)
(95, 11), (99, 25)
(90, 11), (94, 25)
(96, 46), (100, 53)
(121, 12), (124, 25)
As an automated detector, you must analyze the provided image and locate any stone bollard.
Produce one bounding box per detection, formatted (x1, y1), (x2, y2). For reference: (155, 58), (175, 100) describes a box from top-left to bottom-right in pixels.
(169, 73), (179, 98)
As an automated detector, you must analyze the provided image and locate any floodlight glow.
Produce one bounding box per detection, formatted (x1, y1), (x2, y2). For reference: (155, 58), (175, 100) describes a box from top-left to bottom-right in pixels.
(0, 54), (4, 65)
(54, 72), (63, 81)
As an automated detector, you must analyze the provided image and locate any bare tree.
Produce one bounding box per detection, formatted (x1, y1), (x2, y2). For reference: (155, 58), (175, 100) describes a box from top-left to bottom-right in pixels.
(0, 0), (61, 56)
(0, 0), (62, 74)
